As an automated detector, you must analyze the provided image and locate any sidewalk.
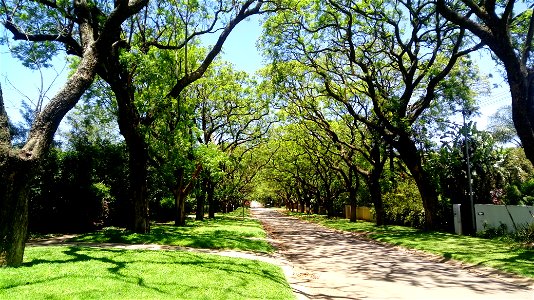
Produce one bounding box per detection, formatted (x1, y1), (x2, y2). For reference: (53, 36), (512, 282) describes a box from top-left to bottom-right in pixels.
(252, 208), (534, 300)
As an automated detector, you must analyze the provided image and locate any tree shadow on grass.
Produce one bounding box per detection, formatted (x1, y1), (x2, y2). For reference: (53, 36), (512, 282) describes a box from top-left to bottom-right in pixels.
(8, 246), (291, 299)
(68, 221), (273, 253)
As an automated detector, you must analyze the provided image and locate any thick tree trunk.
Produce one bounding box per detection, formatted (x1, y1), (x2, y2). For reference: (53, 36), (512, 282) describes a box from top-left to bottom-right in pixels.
(108, 79), (150, 234)
(370, 144), (385, 226)
(128, 139), (150, 233)
(369, 176), (384, 226)
(437, 0), (534, 166)
(508, 70), (534, 164)
(0, 156), (31, 267)
(174, 190), (186, 226)
(325, 192), (335, 218)
(395, 135), (440, 230)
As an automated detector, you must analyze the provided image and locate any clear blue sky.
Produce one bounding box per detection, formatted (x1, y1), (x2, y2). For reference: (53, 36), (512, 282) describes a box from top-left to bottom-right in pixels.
(0, 15), (510, 128)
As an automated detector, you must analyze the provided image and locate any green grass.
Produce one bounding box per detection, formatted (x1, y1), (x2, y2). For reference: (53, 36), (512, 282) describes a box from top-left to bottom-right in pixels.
(288, 212), (534, 278)
(0, 246), (294, 300)
(69, 209), (273, 253)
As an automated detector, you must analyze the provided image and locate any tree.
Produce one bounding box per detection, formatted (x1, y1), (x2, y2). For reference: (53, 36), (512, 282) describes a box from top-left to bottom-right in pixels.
(487, 105), (521, 146)
(193, 63), (271, 219)
(263, 0), (481, 229)
(96, 0), (276, 232)
(268, 61), (388, 223)
(0, 0), (147, 266)
(437, 0), (534, 164)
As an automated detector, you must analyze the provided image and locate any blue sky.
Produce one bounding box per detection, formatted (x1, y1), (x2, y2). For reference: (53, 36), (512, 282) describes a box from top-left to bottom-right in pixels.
(0, 16), (264, 123)
(0, 15), (510, 129)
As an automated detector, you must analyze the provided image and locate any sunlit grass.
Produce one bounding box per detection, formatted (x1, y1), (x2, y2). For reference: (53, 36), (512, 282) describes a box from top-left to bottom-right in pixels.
(69, 209), (273, 253)
(0, 246), (294, 300)
(287, 211), (534, 278)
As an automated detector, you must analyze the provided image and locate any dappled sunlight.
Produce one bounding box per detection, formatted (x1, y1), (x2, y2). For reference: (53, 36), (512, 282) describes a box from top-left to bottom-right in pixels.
(254, 208), (533, 300)
(66, 215), (273, 253)
(0, 246), (292, 300)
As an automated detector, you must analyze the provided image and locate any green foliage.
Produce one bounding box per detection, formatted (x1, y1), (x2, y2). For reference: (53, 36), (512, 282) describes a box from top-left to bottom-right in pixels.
(487, 105), (519, 145)
(28, 142), (129, 232)
(0, 247), (294, 299)
(160, 197), (175, 210)
(514, 223), (534, 244)
(504, 179), (534, 205)
(382, 177), (425, 228)
(428, 124), (507, 206)
(478, 222), (534, 246)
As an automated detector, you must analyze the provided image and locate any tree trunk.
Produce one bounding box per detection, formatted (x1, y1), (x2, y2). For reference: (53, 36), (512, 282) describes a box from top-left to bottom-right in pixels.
(395, 135), (440, 230)
(325, 191), (335, 218)
(370, 143), (385, 226)
(509, 70), (534, 164)
(174, 190), (186, 226)
(369, 175), (384, 226)
(196, 178), (206, 221)
(207, 179), (216, 218)
(349, 187), (357, 222)
(128, 138), (150, 233)
(107, 77), (150, 234)
(0, 156), (31, 267)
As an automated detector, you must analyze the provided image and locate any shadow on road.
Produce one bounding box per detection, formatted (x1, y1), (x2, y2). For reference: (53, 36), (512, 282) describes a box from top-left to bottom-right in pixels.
(253, 208), (533, 300)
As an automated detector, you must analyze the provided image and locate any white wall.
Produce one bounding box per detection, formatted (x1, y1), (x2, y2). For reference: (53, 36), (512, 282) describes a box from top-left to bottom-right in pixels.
(474, 204), (534, 232)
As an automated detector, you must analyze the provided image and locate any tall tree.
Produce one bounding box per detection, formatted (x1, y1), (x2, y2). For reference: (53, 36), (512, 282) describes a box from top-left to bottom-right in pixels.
(437, 0), (534, 163)
(97, 0), (275, 232)
(263, 0), (481, 229)
(0, 0), (147, 267)
(193, 63), (271, 218)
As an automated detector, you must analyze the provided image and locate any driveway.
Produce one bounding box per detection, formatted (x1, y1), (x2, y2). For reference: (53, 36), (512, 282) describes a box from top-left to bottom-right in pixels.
(252, 208), (534, 300)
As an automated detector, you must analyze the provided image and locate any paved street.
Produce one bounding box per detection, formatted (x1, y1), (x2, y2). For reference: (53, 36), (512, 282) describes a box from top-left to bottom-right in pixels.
(253, 208), (534, 300)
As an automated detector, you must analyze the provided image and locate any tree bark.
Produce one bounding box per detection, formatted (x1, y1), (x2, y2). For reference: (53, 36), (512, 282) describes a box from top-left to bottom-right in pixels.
(104, 77), (150, 233)
(174, 189), (186, 226)
(207, 179), (216, 218)
(437, 0), (534, 166)
(369, 143), (385, 226)
(0, 40), (99, 266)
(0, 0), (148, 267)
(395, 135), (440, 230)
(130, 141), (150, 232)
(349, 186), (357, 223)
(196, 178), (207, 221)
(100, 43), (150, 233)
(0, 155), (32, 267)
(369, 174), (384, 226)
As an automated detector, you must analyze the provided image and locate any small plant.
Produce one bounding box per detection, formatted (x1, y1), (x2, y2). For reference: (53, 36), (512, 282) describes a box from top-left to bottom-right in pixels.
(512, 223), (534, 245)
(477, 223), (508, 239)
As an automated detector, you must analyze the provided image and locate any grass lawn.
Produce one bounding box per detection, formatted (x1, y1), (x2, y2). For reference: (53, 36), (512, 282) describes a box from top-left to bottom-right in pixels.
(287, 212), (534, 278)
(68, 209), (273, 253)
(0, 246), (294, 300)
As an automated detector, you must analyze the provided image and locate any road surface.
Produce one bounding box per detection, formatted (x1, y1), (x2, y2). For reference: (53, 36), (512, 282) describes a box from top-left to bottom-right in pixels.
(252, 208), (534, 300)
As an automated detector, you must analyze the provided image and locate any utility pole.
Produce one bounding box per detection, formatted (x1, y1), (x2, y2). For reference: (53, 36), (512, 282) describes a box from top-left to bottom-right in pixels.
(462, 109), (476, 233)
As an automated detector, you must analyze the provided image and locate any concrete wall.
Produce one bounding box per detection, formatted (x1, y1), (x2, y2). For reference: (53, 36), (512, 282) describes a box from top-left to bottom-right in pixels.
(474, 204), (534, 233)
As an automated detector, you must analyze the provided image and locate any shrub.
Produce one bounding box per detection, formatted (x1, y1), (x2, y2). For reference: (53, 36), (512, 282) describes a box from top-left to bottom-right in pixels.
(383, 179), (425, 228)
(513, 223), (534, 244)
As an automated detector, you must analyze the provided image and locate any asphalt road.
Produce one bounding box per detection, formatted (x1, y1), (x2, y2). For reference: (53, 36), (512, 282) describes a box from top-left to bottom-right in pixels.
(252, 208), (534, 300)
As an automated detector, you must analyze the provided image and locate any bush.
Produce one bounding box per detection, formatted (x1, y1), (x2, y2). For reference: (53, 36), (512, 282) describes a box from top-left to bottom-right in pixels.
(477, 222), (534, 245)
(513, 223), (534, 244)
(383, 179), (425, 228)
(477, 223), (508, 239)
